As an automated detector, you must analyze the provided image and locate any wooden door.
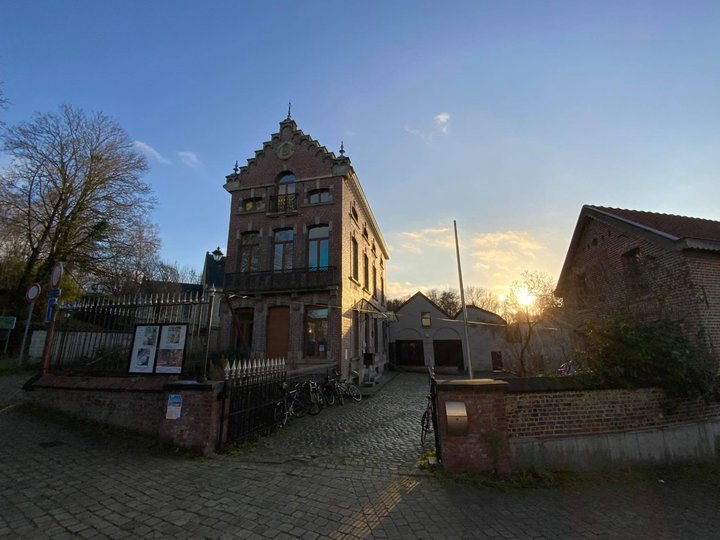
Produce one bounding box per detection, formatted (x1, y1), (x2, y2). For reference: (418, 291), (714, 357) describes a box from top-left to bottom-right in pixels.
(266, 306), (290, 358)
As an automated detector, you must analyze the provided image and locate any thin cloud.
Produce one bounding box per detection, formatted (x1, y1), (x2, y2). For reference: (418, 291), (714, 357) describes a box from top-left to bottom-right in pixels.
(434, 112), (450, 133)
(178, 151), (201, 168)
(405, 111), (451, 142)
(133, 141), (170, 164)
(396, 227), (454, 255)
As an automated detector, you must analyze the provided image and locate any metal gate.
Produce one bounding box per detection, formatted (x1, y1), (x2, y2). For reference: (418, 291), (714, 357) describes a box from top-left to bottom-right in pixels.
(220, 358), (286, 448)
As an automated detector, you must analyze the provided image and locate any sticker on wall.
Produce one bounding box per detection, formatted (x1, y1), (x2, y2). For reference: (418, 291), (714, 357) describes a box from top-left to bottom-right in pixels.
(166, 394), (182, 420)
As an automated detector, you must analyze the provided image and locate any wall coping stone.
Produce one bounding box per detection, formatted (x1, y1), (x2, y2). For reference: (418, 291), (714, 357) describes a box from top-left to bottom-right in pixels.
(164, 380), (225, 392)
(437, 378), (509, 393)
(499, 376), (606, 393)
(31, 374), (173, 393)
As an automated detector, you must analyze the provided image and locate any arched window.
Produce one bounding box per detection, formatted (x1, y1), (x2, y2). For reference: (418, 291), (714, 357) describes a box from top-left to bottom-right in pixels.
(275, 172), (297, 212)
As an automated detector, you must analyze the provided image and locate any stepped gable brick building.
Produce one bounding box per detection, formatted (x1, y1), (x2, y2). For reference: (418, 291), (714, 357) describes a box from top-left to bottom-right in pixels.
(221, 115), (389, 379)
(556, 205), (720, 365)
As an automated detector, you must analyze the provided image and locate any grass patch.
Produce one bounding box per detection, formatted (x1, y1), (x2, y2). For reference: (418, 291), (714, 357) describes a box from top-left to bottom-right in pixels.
(421, 456), (720, 491)
(15, 403), (202, 459)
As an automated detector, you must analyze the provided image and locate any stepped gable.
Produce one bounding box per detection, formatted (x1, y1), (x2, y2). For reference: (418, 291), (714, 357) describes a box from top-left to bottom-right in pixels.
(227, 118), (350, 181)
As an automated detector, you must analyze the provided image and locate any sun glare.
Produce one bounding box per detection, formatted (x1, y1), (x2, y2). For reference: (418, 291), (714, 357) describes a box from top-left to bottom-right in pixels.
(517, 287), (535, 307)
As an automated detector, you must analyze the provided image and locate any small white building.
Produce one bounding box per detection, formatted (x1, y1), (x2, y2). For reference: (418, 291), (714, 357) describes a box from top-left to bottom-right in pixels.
(388, 292), (506, 374)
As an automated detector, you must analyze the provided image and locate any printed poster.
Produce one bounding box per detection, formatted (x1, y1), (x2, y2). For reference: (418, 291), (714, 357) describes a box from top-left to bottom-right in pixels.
(166, 394), (182, 420)
(155, 324), (188, 374)
(128, 325), (160, 373)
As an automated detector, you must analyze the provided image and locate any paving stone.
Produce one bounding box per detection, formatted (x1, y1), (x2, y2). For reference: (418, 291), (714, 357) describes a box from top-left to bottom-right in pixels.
(2, 373), (720, 539)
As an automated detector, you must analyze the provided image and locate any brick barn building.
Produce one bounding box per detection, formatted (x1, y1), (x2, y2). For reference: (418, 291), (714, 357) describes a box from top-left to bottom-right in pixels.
(555, 205), (720, 367)
(220, 115), (389, 379)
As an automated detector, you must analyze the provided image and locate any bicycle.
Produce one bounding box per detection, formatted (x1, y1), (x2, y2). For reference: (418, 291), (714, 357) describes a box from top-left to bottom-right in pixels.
(304, 378), (326, 415)
(330, 369), (362, 404)
(421, 365), (437, 445)
(421, 393), (434, 445)
(274, 381), (309, 427)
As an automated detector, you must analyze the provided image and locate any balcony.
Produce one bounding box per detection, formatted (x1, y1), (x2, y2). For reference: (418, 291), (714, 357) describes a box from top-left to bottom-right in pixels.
(225, 266), (338, 294)
(268, 193), (298, 214)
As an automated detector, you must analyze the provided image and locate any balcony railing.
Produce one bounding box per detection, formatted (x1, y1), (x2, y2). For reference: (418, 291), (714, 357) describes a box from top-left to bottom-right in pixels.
(268, 193), (298, 214)
(225, 266), (338, 294)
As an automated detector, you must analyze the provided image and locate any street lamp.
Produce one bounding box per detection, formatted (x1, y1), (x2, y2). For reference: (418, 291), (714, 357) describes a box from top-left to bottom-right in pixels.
(211, 247), (223, 262)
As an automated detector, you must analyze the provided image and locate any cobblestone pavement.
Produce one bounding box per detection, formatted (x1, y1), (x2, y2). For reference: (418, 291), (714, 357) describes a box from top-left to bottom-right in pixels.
(2, 372), (720, 539)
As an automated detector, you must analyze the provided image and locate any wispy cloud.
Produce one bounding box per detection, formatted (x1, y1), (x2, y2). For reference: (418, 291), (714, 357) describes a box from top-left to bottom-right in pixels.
(178, 151), (200, 168)
(396, 227), (454, 255)
(133, 141), (170, 164)
(434, 112), (450, 133)
(405, 111), (451, 142)
(469, 231), (544, 273)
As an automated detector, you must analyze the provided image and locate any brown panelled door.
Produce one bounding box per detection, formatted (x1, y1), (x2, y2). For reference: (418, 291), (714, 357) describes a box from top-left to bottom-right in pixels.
(266, 306), (290, 359)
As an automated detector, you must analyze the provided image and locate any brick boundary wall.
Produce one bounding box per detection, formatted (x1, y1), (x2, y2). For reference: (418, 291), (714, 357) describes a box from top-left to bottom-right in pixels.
(506, 388), (720, 439)
(436, 378), (720, 474)
(27, 375), (224, 455)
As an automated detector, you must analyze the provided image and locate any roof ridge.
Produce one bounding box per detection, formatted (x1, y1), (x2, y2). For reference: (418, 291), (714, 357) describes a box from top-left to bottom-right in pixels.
(590, 205), (720, 225)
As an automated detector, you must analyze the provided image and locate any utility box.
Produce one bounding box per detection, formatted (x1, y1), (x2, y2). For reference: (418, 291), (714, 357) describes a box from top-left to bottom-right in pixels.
(445, 401), (468, 436)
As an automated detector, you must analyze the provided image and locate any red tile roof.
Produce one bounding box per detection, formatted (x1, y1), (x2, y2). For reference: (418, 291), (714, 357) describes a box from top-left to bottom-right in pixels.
(591, 206), (720, 242)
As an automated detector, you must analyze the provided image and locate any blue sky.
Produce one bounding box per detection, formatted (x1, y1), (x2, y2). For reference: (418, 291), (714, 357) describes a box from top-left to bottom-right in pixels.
(2, 1), (720, 298)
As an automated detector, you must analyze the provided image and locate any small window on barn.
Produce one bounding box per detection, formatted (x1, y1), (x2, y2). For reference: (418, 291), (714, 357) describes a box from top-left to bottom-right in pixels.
(421, 312), (431, 328)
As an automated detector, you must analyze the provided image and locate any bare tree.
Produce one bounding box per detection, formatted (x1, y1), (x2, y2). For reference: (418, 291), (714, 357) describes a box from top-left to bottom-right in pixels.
(0, 105), (154, 300)
(464, 285), (500, 313)
(503, 270), (562, 376)
(424, 288), (460, 315)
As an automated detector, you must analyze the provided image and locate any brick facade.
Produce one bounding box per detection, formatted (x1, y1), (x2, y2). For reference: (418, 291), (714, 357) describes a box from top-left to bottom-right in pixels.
(28, 375), (224, 454)
(435, 377), (720, 474)
(556, 206), (720, 364)
(221, 118), (389, 380)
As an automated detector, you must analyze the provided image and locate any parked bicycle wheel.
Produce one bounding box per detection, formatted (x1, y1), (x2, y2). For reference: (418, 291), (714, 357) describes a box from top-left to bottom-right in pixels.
(275, 400), (289, 428)
(323, 381), (336, 406)
(345, 383), (362, 402)
(307, 381), (325, 415)
(290, 385), (309, 417)
(420, 410), (432, 444)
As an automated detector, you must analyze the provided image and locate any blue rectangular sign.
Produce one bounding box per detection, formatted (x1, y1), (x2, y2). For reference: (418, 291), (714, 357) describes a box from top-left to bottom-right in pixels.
(46, 289), (61, 299)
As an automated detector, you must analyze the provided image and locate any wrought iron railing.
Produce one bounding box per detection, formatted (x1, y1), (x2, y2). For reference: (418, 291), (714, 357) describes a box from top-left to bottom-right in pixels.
(225, 266), (338, 293)
(268, 193), (298, 213)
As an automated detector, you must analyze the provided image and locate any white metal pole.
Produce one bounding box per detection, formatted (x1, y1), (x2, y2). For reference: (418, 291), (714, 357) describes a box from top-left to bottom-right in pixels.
(454, 220), (473, 379)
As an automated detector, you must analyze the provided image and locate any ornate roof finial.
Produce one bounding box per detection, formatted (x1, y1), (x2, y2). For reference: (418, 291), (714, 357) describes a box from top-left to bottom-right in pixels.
(287, 100), (292, 120)
(339, 141), (345, 156)
(233, 160), (239, 174)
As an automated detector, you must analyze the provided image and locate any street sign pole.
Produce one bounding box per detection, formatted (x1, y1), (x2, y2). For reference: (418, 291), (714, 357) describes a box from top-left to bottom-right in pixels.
(18, 302), (35, 368)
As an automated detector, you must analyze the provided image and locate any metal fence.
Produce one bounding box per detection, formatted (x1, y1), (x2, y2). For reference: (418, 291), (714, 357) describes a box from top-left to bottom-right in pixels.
(221, 357), (286, 448)
(49, 291), (218, 377)
(219, 358), (333, 449)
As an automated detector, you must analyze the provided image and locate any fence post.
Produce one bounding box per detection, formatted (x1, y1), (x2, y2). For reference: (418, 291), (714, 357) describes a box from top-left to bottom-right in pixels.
(199, 288), (216, 383)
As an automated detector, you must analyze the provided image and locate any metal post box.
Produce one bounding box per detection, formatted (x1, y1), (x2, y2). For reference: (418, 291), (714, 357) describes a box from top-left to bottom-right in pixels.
(445, 401), (468, 436)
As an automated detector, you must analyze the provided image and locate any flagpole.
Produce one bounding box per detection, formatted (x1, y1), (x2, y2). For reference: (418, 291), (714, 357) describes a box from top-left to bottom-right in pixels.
(454, 220), (473, 379)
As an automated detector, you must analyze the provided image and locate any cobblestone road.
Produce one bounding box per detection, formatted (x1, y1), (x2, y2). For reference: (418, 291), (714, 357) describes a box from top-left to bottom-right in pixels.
(2, 372), (720, 539)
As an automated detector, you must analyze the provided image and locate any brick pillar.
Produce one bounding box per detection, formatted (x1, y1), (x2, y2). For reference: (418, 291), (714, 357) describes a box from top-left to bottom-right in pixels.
(158, 381), (224, 455)
(436, 379), (512, 474)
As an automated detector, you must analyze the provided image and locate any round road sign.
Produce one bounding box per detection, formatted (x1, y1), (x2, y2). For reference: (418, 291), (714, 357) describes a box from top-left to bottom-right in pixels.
(50, 262), (64, 288)
(26, 283), (42, 303)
